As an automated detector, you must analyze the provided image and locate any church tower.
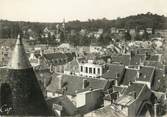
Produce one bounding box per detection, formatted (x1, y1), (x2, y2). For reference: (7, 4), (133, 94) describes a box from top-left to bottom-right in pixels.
(0, 35), (52, 116)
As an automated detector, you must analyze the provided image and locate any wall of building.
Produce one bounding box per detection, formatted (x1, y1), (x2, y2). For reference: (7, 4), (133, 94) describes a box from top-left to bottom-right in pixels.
(79, 62), (103, 78)
(76, 89), (104, 114)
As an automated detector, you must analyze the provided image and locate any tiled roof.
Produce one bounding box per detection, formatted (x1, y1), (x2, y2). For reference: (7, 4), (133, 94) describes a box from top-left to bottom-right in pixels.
(130, 54), (146, 66)
(46, 74), (110, 95)
(111, 54), (130, 66)
(144, 61), (163, 69)
(152, 69), (167, 92)
(43, 53), (74, 65)
(84, 105), (127, 117)
(64, 58), (79, 72)
(149, 55), (160, 61)
(121, 68), (138, 85)
(136, 66), (155, 82)
(102, 64), (125, 83)
(115, 95), (135, 106)
(136, 48), (153, 55)
(47, 96), (77, 116)
(123, 82), (145, 98)
(113, 86), (127, 94)
(44, 53), (67, 60)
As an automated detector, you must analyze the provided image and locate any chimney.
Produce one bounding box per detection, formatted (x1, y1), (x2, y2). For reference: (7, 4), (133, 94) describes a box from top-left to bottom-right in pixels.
(128, 81), (133, 86)
(146, 52), (151, 60)
(115, 73), (119, 86)
(133, 92), (136, 99)
(50, 64), (54, 73)
(136, 70), (140, 79)
(163, 65), (167, 76)
(57, 75), (63, 89)
(40, 49), (44, 56)
(82, 79), (88, 89)
(107, 58), (111, 64)
(130, 51), (135, 58)
(154, 103), (159, 117)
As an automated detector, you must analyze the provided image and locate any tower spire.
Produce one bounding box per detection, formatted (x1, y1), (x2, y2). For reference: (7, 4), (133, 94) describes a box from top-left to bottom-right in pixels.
(8, 34), (31, 69)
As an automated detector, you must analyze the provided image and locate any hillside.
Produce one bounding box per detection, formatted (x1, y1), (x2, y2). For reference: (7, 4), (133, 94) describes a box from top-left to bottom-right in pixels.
(0, 12), (167, 39)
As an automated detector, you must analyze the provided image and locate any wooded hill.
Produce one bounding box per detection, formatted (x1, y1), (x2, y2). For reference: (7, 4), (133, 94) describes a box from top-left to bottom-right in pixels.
(0, 12), (167, 39)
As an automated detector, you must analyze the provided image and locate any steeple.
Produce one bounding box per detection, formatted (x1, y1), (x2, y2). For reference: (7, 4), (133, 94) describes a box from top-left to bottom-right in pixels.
(8, 34), (31, 69)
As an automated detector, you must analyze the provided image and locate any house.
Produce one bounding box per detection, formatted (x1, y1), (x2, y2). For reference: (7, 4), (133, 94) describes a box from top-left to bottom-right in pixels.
(136, 48), (153, 55)
(121, 68), (138, 86)
(78, 59), (107, 78)
(84, 105), (127, 117)
(102, 64), (125, 86)
(111, 54), (130, 66)
(144, 61), (164, 69)
(29, 51), (75, 73)
(110, 27), (117, 34)
(46, 74), (110, 99)
(64, 57), (80, 75)
(135, 66), (155, 89)
(47, 96), (78, 116)
(139, 29), (145, 35)
(130, 53), (146, 66)
(47, 89), (104, 116)
(89, 44), (102, 53)
(113, 83), (155, 117)
(0, 46), (12, 66)
(46, 74), (109, 115)
(103, 85), (127, 106)
(146, 28), (153, 34)
(129, 29), (136, 40)
(151, 69), (167, 92)
(145, 54), (162, 62)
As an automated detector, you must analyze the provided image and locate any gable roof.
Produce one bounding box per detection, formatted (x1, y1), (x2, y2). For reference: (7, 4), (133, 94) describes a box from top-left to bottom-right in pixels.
(46, 74), (109, 95)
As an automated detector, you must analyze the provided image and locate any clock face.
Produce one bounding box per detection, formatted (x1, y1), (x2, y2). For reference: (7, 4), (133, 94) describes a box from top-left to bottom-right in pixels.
(0, 104), (13, 115)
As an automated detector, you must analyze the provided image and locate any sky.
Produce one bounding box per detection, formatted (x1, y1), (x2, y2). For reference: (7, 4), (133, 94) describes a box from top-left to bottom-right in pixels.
(0, 0), (167, 22)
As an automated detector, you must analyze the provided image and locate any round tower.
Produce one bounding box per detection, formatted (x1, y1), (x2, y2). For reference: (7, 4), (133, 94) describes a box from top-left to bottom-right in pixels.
(0, 35), (53, 116)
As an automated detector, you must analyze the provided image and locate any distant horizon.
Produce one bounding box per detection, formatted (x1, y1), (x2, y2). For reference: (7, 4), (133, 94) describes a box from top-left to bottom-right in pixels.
(0, 0), (167, 22)
(0, 12), (166, 23)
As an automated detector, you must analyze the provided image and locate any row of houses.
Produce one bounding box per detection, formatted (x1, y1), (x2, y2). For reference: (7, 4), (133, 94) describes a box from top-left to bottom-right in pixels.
(41, 46), (167, 116)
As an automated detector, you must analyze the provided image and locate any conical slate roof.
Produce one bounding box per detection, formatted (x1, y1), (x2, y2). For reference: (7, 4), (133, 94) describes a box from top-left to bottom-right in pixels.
(0, 35), (54, 116)
(8, 35), (31, 69)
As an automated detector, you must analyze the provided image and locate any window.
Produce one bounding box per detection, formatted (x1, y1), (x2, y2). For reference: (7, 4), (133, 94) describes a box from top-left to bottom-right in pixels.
(89, 68), (92, 74)
(80, 66), (83, 72)
(98, 68), (100, 74)
(93, 68), (96, 74)
(85, 67), (88, 73)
